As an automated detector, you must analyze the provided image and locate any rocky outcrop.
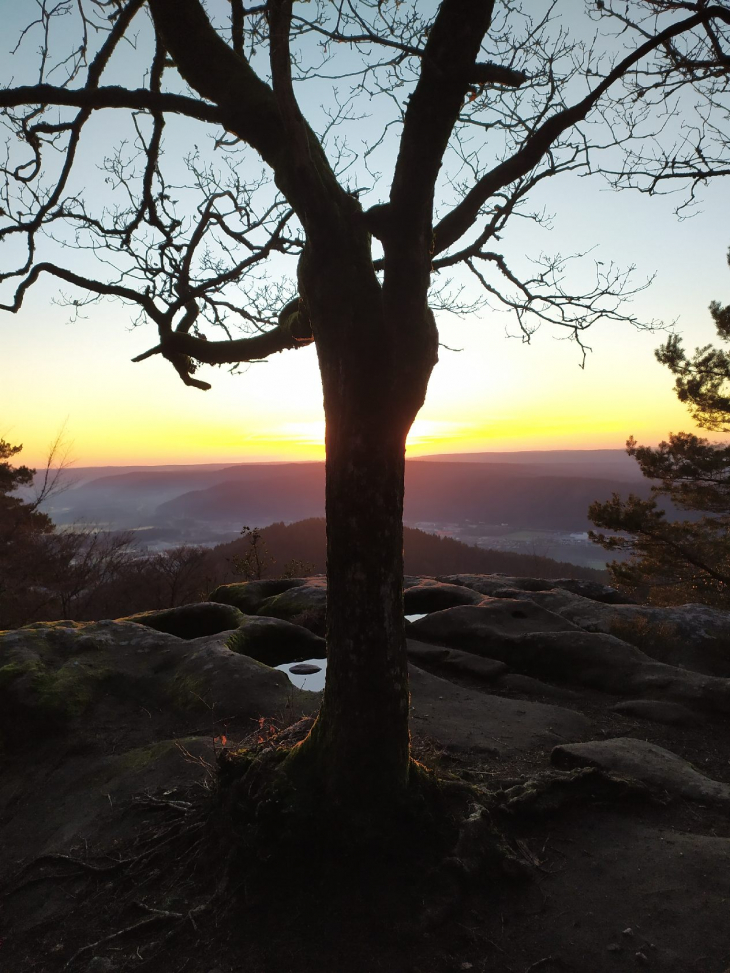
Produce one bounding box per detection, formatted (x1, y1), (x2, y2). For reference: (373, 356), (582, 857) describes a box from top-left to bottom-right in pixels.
(408, 664), (590, 757)
(437, 574), (730, 676)
(0, 619), (317, 748)
(407, 599), (578, 651)
(209, 578), (305, 614)
(403, 579), (485, 613)
(552, 738), (730, 807)
(406, 638), (507, 683)
(610, 699), (705, 726)
(227, 616), (326, 667)
(3, 572), (730, 973)
(122, 601), (245, 639)
(410, 619), (730, 714)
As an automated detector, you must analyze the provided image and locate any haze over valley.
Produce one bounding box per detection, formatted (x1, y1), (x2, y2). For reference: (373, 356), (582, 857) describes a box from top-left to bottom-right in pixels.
(40, 449), (655, 570)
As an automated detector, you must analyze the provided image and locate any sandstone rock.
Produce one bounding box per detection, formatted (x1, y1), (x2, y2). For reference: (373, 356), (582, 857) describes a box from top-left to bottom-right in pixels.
(209, 578), (306, 614)
(611, 699), (705, 726)
(550, 578), (634, 605)
(486, 630), (730, 714)
(475, 629), (653, 682)
(406, 639), (507, 682)
(441, 573), (631, 606)
(0, 619), (317, 747)
(408, 664), (590, 756)
(122, 601), (245, 639)
(552, 737), (730, 806)
(403, 580), (484, 613)
(405, 641), (453, 664)
(256, 578), (328, 635)
(496, 672), (580, 700)
(226, 615), (325, 667)
(439, 574), (554, 597)
(503, 589), (730, 677)
(288, 663), (322, 675)
(408, 618), (730, 714)
(408, 600), (578, 653)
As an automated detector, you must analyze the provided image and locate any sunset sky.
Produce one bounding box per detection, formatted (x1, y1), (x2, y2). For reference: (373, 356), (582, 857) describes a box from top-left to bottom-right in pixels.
(2, 4), (729, 470)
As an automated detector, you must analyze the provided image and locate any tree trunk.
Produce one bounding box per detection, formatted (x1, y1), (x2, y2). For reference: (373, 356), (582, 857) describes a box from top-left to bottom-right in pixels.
(288, 238), (438, 803)
(302, 418), (412, 798)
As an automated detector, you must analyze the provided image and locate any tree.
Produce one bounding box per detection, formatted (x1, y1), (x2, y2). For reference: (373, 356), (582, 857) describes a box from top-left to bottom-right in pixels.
(230, 526), (276, 581)
(588, 432), (730, 605)
(0, 436), (79, 627)
(655, 250), (730, 431)
(0, 439), (54, 628)
(589, 248), (730, 605)
(2, 1), (730, 802)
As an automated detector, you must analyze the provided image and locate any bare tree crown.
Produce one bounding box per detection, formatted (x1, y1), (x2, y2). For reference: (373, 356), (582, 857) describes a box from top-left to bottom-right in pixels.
(1, 0), (728, 386)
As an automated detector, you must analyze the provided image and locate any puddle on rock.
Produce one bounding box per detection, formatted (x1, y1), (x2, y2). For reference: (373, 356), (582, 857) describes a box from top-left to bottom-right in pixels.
(278, 614), (430, 691)
(276, 658), (327, 692)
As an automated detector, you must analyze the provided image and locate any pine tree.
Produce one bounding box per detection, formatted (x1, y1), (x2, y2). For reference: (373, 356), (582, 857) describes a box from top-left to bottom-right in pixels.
(589, 254), (730, 606)
(0, 440), (55, 628)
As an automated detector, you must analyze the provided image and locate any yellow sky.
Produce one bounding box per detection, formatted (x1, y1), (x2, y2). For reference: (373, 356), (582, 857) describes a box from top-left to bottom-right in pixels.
(5, 300), (722, 469)
(3, 152), (729, 470)
(2, 2), (729, 473)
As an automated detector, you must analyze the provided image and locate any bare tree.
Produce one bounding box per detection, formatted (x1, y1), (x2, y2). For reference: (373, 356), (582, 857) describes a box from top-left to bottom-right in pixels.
(143, 544), (213, 608)
(1, 1), (729, 802)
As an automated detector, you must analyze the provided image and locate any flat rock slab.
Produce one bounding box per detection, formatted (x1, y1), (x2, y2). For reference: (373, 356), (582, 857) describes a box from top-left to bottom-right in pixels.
(496, 672), (581, 700)
(403, 581), (485, 613)
(406, 639), (507, 682)
(408, 601), (578, 653)
(552, 737), (730, 806)
(408, 664), (590, 757)
(524, 813), (730, 973)
(611, 699), (705, 726)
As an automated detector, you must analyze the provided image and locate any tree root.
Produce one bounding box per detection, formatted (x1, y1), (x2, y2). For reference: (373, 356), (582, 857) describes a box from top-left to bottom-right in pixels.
(487, 766), (660, 818)
(421, 766), (660, 928)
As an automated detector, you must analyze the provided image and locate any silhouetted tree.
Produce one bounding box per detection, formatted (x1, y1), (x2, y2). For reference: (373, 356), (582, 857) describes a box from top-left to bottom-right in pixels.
(590, 253), (730, 605)
(0, 439), (55, 627)
(2, 1), (730, 800)
(230, 526), (275, 581)
(655, 250), (730, 432)
(589, 433), (730, 605)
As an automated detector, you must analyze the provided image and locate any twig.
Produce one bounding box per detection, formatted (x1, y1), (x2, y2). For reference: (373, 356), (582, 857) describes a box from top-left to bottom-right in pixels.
(524, 957), (572, 972)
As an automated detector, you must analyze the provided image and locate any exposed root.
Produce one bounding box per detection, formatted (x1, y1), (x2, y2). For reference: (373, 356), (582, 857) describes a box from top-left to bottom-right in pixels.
(488, 766), (660, 817)
(421, 765), (661, 928)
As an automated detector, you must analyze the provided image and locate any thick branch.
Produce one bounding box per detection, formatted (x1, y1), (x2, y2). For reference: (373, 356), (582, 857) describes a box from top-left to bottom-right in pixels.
(389, 0), (496, 236)
(433, 6), (729, 256)
(147, 0), (350, 234)
(0, 263), (160, 319)
(132, 297), (313, 368)
(0, 84), (224, 125)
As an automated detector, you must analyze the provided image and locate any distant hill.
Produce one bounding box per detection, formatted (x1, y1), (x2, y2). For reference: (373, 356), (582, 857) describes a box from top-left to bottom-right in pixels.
(211, 519), (609, 582)
(156, 460), (656, 532)
(411, 449), (644, 481)
(43, 452), (669, 546)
